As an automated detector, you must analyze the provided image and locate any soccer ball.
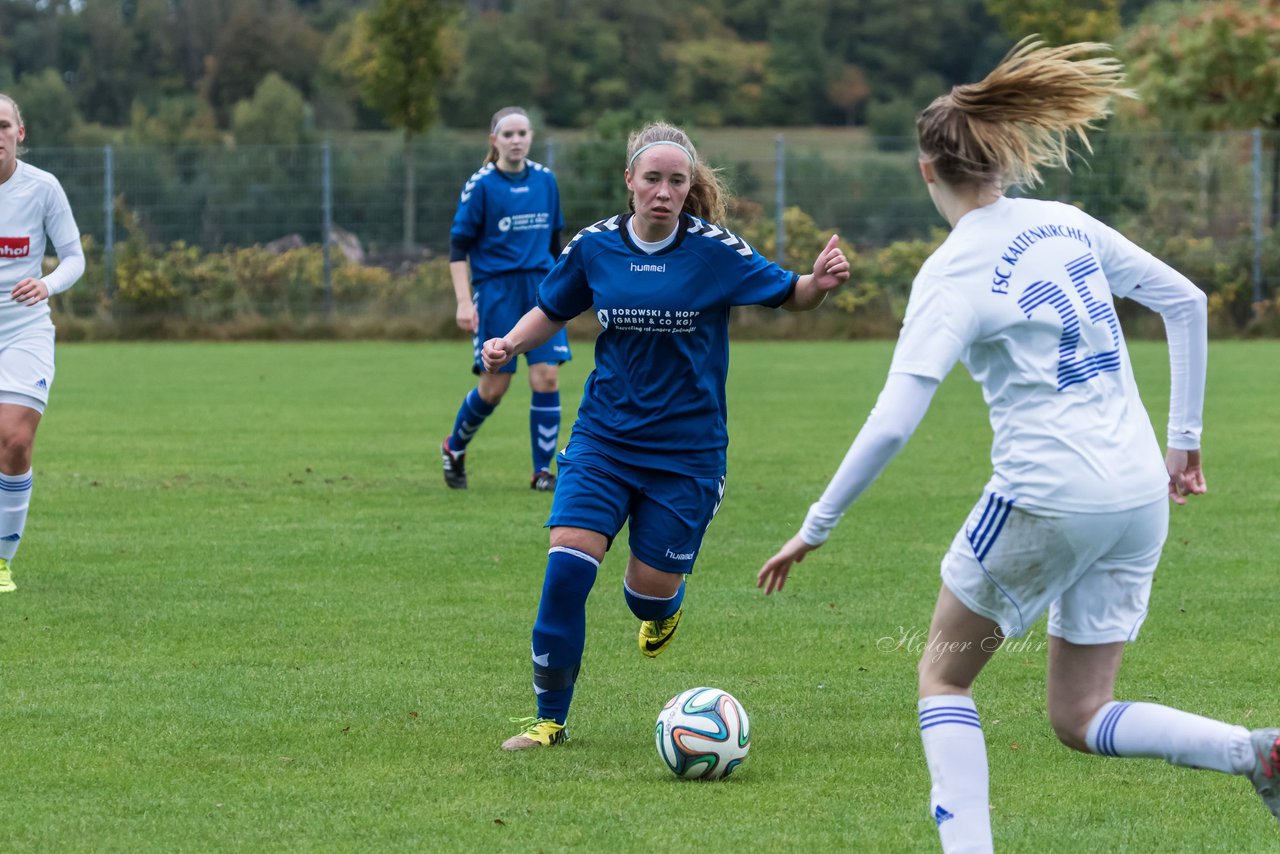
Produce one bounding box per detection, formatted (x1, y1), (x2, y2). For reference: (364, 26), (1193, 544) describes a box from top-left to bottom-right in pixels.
(655, 686), (750, 780)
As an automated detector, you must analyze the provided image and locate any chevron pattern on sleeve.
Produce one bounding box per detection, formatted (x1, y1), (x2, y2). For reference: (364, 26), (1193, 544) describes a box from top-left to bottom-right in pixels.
(459, 162), (496, 203)
(687, 217), (753, 257)
(560, 215), (622, 256)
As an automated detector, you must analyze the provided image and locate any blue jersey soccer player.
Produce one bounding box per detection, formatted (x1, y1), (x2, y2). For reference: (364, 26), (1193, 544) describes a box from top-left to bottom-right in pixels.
(441, 106), (569, 492)
(0, 94), (85, 594)
(485, 121), (850, 750)
(757, 40), (1280, 851)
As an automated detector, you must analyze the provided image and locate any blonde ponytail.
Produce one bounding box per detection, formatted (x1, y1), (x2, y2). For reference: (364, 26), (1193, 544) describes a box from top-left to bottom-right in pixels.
(916, 37), (1135, 190)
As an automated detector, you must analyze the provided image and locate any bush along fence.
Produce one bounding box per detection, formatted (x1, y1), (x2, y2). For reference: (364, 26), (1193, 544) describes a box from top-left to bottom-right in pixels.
(31, 129), (1280, 340)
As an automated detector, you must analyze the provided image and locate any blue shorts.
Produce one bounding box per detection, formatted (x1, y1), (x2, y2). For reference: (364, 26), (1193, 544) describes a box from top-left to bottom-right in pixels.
(471, 271), (572, 375)
(546, 441), (726, 574)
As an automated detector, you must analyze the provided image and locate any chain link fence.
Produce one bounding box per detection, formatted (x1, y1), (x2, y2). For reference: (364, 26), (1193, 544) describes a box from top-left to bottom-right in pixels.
(21, 129), (1278, 335)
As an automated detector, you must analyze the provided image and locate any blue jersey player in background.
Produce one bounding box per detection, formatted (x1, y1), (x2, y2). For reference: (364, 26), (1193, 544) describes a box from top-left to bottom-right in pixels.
(441, 106), (569, 492)
(484, 121), (850, 750)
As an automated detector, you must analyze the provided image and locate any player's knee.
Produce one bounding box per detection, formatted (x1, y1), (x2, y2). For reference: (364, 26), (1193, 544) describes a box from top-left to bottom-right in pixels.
(624, 562), (683, 599)
(0, 431), (34, 473)
(547, 527), (606, 562)
(529, 366), (559, 393)
(477, 382), (509, 406)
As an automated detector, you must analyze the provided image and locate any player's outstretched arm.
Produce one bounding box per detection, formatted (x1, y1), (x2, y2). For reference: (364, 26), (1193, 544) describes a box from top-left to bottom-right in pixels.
(783, 234), (849, 311)
(758, 533), (819, 595)
(481, 306), (565, 373)
(756, 372), (940, 594)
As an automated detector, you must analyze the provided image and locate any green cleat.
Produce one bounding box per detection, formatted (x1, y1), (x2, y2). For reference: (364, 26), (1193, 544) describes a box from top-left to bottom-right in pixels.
(639, 607), (682, 658)
(0, 558), (14, 593)
(502, 716), (568, 751)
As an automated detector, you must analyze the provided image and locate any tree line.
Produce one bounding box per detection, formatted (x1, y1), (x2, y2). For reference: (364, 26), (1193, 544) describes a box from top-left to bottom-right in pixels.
(1, 0), (1182, 146)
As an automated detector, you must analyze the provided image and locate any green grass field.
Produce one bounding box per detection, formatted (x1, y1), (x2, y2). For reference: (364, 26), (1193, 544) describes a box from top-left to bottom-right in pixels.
(3, 340), (1278, 851)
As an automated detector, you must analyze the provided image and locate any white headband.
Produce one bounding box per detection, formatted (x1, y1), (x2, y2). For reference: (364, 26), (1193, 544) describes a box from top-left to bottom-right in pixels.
(628, 140), (695, 171)
(491, 113), (527, 135)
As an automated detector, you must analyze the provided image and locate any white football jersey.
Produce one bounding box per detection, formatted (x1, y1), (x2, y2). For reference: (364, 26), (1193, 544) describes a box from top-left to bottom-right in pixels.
(0, 160), (80, 338)
(889, 197), (1169, 513)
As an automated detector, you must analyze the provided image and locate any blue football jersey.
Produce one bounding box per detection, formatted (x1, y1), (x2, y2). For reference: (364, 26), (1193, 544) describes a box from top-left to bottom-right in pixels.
(538, 213), (798, 477)
(450, 161), (565, 285)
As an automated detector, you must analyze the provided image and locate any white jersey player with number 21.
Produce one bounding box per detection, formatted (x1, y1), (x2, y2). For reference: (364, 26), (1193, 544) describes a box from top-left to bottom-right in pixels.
(757, 38), (1280, 853)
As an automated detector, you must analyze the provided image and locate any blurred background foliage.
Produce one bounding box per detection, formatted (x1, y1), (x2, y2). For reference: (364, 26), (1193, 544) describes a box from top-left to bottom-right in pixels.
(1, 0), (1276, 338)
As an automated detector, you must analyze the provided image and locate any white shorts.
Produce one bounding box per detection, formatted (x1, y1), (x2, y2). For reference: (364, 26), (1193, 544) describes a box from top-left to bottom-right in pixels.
(940, 489), (1169, 644)
(0, 326), (55, 413)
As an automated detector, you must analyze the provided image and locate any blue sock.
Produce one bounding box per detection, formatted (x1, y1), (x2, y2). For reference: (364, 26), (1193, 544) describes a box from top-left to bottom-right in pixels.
(530, 390), (560, 473)
(623, 579), (684, 621)
(532, 546), (599, 724)
(449, 388), (495, 452)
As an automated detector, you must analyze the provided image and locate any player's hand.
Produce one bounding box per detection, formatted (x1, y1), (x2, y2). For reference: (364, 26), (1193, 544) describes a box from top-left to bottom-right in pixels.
(1166, 448), (1206, 506)
(481, 337), (514, 373)
(456, 301), (478, 333)
(811, 234), (850, 292)
(11, 277), (49, 306)
(757, 532), (820, 595)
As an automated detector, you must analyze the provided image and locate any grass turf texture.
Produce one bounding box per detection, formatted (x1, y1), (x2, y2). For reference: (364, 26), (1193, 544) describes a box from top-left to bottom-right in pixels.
(2, 339), (1277, 851)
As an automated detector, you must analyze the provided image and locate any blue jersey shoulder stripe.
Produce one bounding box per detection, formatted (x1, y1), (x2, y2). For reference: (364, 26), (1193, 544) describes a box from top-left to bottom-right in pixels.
(459, 162), (495, 203)
(560, 215), (622, 257)
(686, 216), (753, 257)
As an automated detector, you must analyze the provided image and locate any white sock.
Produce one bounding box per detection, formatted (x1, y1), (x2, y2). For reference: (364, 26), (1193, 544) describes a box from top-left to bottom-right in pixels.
(0, 469), (32, 562)
(1086, 701), (1253, 774)
(919, 695), (993, 854)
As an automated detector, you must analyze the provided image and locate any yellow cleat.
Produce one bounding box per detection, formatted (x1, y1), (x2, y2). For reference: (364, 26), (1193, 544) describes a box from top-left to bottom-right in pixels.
(639, 607), (682, 658)
(502, 716), (568, 751)
(0, 558), (14, 593)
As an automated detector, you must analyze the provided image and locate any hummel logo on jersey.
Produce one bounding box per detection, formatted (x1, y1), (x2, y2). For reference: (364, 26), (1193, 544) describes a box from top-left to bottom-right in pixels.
(34, 378), (47, 390)
(665, 548), (694, 561)
(630, 262), (666, 273)
(0, 237), (31, 258)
